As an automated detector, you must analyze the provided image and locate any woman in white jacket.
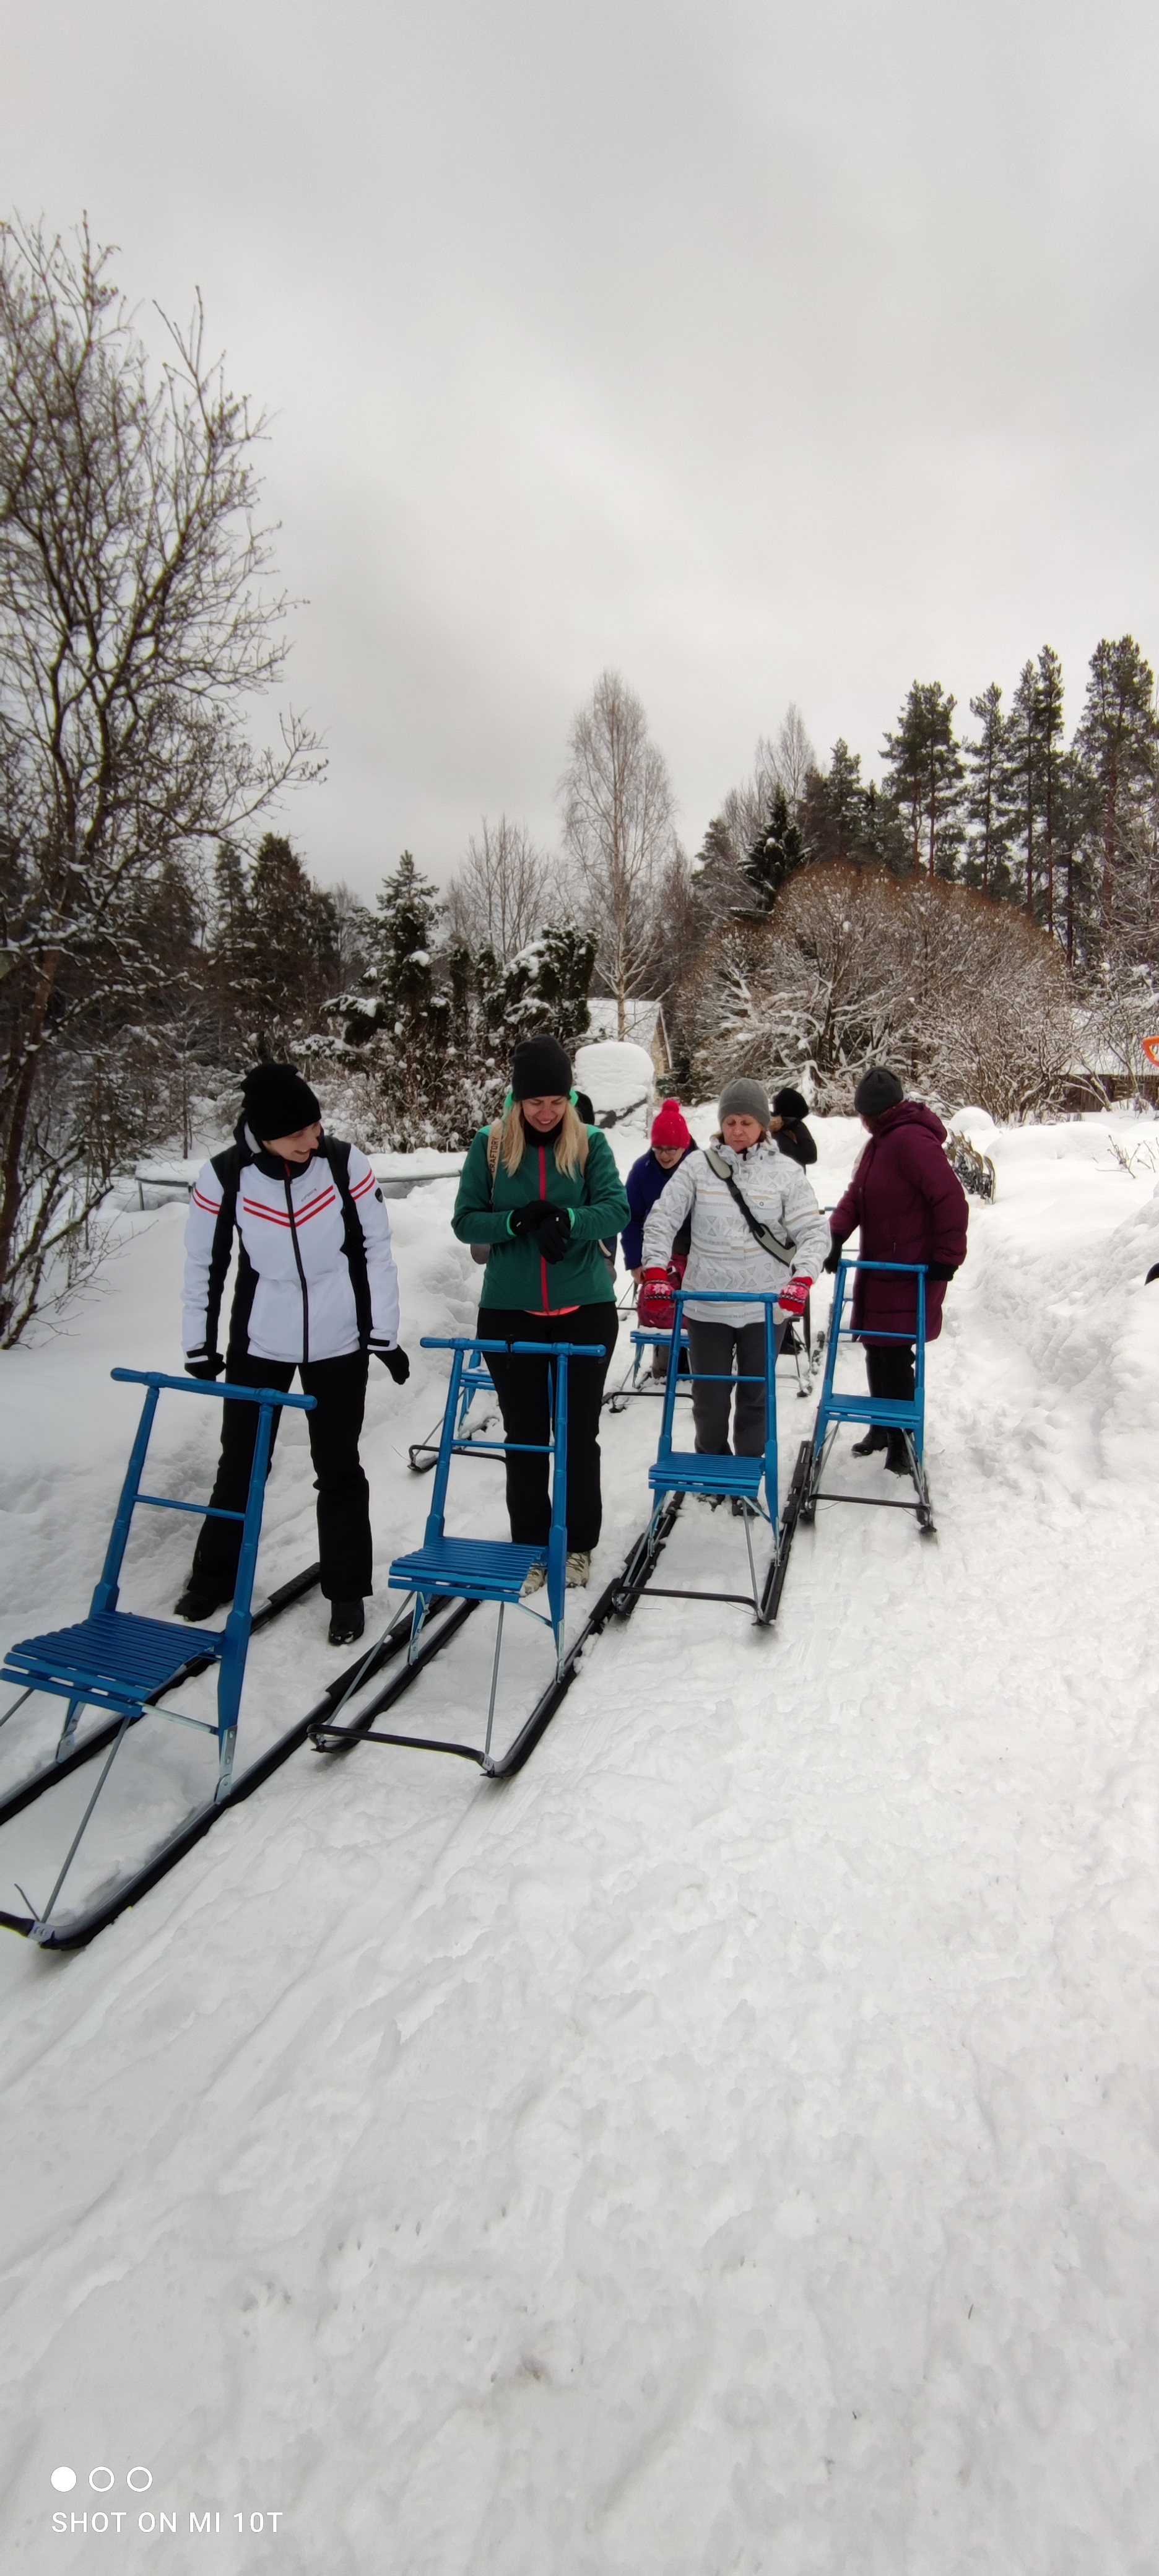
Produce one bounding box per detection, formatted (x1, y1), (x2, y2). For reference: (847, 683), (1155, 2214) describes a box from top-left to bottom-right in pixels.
(176, 1061), (407, 1646)
(641, 1077), (829, 1460)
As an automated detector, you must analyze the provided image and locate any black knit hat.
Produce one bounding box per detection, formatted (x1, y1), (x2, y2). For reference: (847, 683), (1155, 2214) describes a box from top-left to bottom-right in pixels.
(242, 1061), (322, 1140)
(773, 1087), (809, 1123)
(511, 1033), (573, 1100)
(853, 1066), (904, 1118)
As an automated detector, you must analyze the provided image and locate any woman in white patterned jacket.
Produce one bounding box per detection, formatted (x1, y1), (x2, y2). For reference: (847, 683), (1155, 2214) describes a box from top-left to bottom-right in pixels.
(640, 1077), (830, 1461)
(176, 1061), (407, 1647)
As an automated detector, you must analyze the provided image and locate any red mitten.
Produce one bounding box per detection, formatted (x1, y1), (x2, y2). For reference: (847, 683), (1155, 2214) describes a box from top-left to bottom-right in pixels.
(776, 1273), (813, 1318)
(638, 1266), (677, 1331)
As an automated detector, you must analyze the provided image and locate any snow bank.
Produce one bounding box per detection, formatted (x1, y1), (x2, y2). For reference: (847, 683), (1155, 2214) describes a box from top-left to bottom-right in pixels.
(573, 1038), (656, 1116)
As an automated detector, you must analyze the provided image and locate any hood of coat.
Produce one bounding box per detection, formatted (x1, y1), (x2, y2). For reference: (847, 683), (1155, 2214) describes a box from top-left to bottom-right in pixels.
(710, 1134), (781, 1172)
(867, 1100), (948, 1146)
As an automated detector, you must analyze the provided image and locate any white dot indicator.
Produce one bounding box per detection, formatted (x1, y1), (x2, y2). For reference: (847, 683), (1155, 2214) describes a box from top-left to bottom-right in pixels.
(126, 2467), (152, 2492)
(51, 2468), (76, 2492)
(90, 2468), (115, 2492)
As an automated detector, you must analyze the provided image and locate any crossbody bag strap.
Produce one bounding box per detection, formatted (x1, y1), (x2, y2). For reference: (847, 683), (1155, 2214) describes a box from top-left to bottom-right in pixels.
(702, 1147), (796, 1266)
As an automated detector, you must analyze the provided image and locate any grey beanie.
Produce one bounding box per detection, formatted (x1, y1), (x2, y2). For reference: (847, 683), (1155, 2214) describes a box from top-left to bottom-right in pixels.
(718, 1076), (770, 1127)
(853, 1066), (904, 1118)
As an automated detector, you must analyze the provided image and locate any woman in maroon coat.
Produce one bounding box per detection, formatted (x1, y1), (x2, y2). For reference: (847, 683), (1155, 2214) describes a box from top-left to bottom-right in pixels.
(827, 1068), (969, 1473)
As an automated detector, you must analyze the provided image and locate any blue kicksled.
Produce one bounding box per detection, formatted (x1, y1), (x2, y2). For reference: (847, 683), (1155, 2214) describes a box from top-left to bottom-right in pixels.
(611, 1289), (795, 1626)
(0, 1370), (429, 1949)
(795, 1260), (936, 1535)
(311, 1334), (622, 1775)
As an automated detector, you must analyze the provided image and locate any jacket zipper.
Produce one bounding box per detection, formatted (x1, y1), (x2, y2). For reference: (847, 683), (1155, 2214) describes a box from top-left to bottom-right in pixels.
(284, 1164), (310, 1363)
(539, 1145), (549, 1311)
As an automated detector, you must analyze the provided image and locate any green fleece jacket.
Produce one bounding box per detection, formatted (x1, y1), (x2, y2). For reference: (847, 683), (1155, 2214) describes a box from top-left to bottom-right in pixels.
(453, 1123), (630, 1311)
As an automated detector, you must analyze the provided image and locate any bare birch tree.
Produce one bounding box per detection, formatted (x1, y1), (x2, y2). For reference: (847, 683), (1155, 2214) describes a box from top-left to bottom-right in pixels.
(560, 669), (676, 1037)
(445, 814), (551, 961)
(0, 220), (321, 1341)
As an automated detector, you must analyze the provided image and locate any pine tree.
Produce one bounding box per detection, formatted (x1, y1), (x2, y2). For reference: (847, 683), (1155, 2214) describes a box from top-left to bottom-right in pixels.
(881, 682), (964, 878)
(365, 851), (441, 1014)
(1035, 646), (1066, 938)
(962, 685), (1017, 900)
(1074, 637), (1158, 945)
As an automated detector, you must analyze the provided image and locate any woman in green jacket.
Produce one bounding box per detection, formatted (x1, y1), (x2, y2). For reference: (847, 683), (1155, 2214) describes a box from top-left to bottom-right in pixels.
(452, 1035), (630, 1588)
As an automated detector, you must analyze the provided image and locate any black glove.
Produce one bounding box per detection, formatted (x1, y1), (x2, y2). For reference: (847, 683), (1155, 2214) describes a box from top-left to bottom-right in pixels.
(537, 1212), (573, 1263)
(926, 1261), (957, 1282)
(823, 1242), (843, 1274)
(184, 1347), (225, 1380)
(373, 1344), (410, 1382)
(508, 1199), (552, 1238)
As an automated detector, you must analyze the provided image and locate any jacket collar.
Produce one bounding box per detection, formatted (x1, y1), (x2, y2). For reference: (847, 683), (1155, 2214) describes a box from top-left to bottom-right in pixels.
(233, 1111), (322, 1183)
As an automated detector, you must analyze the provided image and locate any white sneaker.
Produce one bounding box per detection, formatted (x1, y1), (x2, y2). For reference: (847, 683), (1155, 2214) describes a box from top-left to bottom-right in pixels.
(565, 1550), (591, 1587)
(523, 1561), (547, 1595)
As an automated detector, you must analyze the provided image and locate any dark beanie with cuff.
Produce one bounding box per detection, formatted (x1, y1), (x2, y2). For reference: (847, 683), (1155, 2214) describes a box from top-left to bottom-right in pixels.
(511, 1034), (573, 1100)
(773, 1087), (810, 1123)
(242, 1061), (322, 1141)
(853, 1066), (905, 1118)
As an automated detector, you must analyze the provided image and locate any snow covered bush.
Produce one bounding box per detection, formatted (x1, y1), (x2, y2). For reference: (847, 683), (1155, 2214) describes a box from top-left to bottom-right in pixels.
(672, 863), (1074, 1118)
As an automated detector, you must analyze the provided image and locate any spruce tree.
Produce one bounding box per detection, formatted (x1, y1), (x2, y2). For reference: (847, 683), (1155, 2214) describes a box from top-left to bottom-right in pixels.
(744, 785), (805, 908)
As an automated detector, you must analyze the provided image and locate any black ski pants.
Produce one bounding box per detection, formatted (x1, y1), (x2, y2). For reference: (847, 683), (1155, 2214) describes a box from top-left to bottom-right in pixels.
(685, 1316), (782, 1456)
(864, 1342), (916, 1406)
(482, 1304), (619, 1552)
(191, 1349), (372, 1603)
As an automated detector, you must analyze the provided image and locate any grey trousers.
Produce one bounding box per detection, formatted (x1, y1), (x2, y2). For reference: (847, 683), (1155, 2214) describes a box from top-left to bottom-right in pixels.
(686, 1316), (781, 1455)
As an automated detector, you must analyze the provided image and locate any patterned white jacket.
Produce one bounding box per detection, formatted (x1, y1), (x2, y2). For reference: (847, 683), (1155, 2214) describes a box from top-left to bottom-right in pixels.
(641, 1136), (830, 1326)
(183, 1135), (401, 1366)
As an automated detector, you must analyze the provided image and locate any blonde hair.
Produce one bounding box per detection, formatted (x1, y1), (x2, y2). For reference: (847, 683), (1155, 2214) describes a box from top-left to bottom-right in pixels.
(487, 1099), (590, 1180)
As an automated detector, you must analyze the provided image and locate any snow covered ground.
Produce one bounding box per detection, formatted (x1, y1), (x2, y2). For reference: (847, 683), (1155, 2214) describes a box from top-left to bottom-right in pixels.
(2, 1107), (1159, 2572)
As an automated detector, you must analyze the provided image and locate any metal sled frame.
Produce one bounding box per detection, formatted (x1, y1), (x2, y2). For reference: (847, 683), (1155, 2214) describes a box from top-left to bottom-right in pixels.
(613, 1290), (793, 1627)
(313, 1334), (604, 1773)
(0, 1369), (321, 1942)
(408, 1341), (499, 1474)
(796, 1261), (935, 1534)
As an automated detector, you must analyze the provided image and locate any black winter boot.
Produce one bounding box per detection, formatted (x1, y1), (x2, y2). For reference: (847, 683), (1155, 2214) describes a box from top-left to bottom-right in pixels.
(883, 1430), (911, 1477)
(851, 1426), (888, 1457)
(328, 1598), (365, 1646)
(174, 1582), (232, 1622)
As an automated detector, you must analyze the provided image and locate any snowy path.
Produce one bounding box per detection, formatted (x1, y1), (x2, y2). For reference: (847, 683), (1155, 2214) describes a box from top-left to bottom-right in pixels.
(2, 1118), (1159, 2572)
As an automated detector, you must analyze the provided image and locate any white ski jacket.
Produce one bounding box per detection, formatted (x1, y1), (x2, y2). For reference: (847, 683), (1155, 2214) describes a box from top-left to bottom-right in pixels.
(183, 1133), (401, 1366)
(641, 1136), (830, 1326)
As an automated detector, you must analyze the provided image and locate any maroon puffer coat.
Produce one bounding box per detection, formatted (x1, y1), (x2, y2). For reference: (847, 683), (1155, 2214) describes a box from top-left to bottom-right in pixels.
(830, 1100), (968, 1344)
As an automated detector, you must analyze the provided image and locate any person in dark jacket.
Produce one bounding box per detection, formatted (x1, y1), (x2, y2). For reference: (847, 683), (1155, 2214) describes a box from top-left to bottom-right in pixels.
(827, 1066), (968, 1474)
(622, 1096), (695, 1377)
(770, 1087), (818, 1168)
(451, 1035), (631, 1588)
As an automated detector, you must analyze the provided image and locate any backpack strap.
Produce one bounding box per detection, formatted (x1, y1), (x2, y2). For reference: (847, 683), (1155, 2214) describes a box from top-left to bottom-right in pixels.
(324, 1136), (373, 1342)
(702, 1147), (796, 1266)
(206, 1143), (250, 1359)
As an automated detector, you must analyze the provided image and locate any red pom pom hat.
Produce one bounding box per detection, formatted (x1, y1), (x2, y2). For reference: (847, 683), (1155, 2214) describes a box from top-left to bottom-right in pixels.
(651, 1097), (692, 1149)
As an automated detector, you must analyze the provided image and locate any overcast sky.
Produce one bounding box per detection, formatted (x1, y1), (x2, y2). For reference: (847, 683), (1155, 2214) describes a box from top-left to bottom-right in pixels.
(6, 0), (1158, 897)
